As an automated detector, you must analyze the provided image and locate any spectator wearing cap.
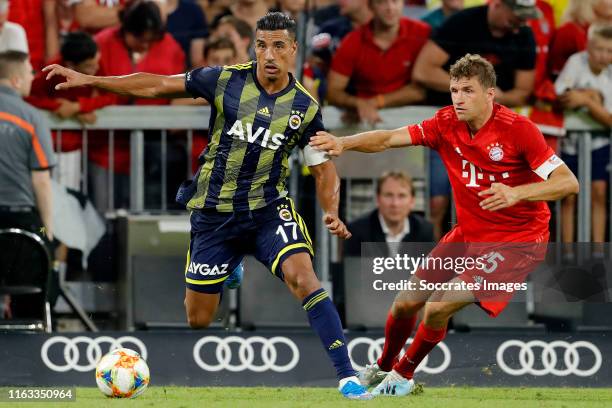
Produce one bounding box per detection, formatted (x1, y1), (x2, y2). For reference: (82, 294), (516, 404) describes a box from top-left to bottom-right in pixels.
(327, 0), (430, 125)
(413, 0), (538, 108)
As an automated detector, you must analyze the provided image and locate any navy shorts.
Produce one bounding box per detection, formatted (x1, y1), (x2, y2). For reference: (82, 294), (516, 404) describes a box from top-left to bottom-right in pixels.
(562, 144), (610, 182)
(184, 197), (314, 294)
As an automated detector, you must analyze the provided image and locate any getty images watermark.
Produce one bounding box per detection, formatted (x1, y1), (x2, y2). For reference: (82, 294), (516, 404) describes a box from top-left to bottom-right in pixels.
(351, 242), (612, 303)
(371, 252), (528, 293)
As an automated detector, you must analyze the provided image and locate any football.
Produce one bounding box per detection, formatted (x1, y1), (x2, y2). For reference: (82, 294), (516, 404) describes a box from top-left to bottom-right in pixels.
(95, 348), (150, 398)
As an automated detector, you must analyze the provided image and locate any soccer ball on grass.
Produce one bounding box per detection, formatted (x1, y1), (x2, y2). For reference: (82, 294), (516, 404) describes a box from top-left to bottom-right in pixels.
(95, 348), (150, 398)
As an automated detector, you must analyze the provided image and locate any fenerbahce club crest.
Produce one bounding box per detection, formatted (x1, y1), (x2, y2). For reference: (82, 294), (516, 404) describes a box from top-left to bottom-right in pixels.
(277, 204), (293, 221)
(288, 110), (304, 130)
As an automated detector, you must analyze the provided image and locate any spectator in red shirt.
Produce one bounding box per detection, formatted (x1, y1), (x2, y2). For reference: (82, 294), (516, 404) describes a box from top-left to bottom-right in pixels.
(548, 0), (612, 79)
(27, 31), (117, 192)
(27, 31), (116, 148)
(91, 0), (185, 210)
(327, 0), (430, 124)
(8, 0), (59, 70)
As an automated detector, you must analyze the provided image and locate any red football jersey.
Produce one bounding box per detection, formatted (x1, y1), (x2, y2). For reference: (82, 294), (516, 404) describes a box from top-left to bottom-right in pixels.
(407, 104), (562, 242)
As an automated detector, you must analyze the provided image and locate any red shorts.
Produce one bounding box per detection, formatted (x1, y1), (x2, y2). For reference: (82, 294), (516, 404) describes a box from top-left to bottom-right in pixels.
(415, 226), (548, 317)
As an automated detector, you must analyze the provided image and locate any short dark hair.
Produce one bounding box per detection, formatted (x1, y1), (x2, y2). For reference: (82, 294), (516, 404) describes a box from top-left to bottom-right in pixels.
(376, 171), (414, 196)
(119, 0), (165, 40)
(61, 32), (98, 64)
(0, 51), (29, 80)
(256, 12), (297, 39)
(204, 37), (236, 60)
(449, 54), (497, 89)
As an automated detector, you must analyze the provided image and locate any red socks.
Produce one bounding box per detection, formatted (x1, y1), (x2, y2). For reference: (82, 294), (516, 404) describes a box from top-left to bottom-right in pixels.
(376, 312), (417, 371)
(394, 322), (447, 379)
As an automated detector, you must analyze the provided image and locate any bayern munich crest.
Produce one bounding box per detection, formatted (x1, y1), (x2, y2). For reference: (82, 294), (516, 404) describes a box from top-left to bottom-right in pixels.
(487, 143), (504, 161)
(288, 110), (304, 130)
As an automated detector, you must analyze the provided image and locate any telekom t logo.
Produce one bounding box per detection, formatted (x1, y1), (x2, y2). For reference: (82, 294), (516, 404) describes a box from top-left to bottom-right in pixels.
(461, 160), (510, 187)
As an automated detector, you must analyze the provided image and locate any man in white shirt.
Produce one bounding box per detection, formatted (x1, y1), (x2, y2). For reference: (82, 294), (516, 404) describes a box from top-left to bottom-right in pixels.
(344, 171), (434, 257)
(0, 1), (28, 54)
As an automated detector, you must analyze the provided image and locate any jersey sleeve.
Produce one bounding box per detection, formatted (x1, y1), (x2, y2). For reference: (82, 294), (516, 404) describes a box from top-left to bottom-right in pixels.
(299, 107), (329, 167)
(406, 114), (442, 150)
(29, 112), (57, 170)
(517, 120), (563, 180)
(185, 66), (222, 102)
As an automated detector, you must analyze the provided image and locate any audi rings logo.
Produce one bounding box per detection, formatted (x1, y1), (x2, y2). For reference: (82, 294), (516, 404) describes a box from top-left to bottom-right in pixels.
(347, 337), (451, 374)
(41, 336), (148, 373)
(496, 340), (602, 377)
(193, 336), (300, 373)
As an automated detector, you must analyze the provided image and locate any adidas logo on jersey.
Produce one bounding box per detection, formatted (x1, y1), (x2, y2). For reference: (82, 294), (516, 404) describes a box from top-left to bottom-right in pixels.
(227, 119), (286, 150)
(257, 106), (271, 117)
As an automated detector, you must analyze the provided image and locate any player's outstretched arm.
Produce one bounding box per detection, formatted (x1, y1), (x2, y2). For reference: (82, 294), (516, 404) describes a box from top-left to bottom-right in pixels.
(309, 127), (412, 157)
(308, 160), (351, 239)
(43, 64), (190, 98)
(479, 164), (579, 211)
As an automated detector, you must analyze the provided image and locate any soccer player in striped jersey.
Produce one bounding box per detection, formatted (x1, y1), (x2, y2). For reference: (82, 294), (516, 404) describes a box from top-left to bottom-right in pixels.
(43, 12), (371, 400)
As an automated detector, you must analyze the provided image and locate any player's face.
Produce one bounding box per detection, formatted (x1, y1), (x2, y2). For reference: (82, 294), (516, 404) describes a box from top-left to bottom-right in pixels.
(587, 36), (612, 73)
(207, 48), (237, 67)
(255, 30), (297, 82)
(72, 52), (100, 76)
(370, 0), (403, 29)
(377, 178), (414, 225)
(450, 76), (494, 123)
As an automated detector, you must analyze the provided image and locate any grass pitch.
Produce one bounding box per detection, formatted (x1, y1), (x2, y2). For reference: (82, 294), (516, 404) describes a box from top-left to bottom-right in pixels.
(4, 386), (612, 408)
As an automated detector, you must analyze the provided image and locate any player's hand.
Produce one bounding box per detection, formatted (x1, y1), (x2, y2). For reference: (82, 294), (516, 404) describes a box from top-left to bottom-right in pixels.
(323, 213), (352, 239)
(478, 183), (520, 211)
(43, 64), (93, 90)
(310, 131), (344, 157)
(356, 98), (382, 125)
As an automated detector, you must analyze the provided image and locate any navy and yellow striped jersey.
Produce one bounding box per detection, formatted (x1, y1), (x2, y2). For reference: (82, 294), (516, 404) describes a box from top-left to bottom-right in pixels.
(184, 61), (325, 212)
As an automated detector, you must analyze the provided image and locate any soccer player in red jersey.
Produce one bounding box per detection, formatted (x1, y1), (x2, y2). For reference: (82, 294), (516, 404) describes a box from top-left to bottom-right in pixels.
(310, 53), (579, 397)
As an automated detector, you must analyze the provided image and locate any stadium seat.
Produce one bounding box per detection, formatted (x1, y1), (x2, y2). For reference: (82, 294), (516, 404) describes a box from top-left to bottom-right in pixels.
(0, 228), (52, 332)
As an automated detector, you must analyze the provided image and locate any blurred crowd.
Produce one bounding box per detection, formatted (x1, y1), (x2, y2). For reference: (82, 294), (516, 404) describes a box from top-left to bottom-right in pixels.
(0, 0), (611, 244)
